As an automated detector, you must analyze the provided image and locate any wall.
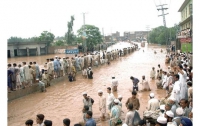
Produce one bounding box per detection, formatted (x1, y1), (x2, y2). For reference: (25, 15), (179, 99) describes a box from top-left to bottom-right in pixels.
(7, 42), (47, 57)
(48, 46), (78, 54)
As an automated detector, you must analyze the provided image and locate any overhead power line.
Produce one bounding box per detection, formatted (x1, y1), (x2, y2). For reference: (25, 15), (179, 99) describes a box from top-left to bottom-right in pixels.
(156, 4), (169, 27)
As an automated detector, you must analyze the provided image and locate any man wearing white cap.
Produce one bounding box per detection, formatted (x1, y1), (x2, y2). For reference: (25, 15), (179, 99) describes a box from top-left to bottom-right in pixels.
(109, 99), (122, 126)
(168, 97), (177, 116)
(147, 93), (160, 111)
(98, 90), (106, 120)
(164, 111), (174, 123)
(82, 92), (93, 112)
(156, 116), (167, 126)
(159, 105), (165, 117)
(172, 107), (185, 126)
(111, 76), (118, 92)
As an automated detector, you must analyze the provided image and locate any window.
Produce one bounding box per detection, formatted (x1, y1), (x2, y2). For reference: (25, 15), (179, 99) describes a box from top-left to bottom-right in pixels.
(189, 4), (192, 15)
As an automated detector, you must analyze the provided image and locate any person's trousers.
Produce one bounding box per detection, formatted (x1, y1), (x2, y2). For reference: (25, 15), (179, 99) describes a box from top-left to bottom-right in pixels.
(133, 86), (138, 91)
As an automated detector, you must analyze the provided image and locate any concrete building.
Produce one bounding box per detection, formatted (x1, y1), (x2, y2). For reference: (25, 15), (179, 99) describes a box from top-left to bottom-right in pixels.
(112, 31), (120, 41)
(7, 41), (48, 58)
(177, 0), (192, 52)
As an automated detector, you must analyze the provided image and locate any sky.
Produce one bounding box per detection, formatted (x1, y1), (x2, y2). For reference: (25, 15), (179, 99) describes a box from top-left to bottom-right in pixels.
(0, 0), (184, 40)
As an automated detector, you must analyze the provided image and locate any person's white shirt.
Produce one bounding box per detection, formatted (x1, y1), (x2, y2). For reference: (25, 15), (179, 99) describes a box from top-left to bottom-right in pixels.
(107, 93), (115, 107)
(38, 122), (44, 126)
(112, 78), (118, 87)
(147, 98), (160, 111)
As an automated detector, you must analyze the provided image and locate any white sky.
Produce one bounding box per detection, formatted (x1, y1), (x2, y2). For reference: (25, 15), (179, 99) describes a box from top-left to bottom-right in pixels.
(1, 0), (184, 40)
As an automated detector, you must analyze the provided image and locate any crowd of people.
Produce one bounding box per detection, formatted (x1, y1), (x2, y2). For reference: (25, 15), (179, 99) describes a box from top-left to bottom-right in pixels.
(7, 44), (138, 93)
(9, 43), (193, 126)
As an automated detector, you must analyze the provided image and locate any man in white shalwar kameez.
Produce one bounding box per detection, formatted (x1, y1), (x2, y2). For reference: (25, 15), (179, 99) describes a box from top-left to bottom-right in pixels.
(107, 87), (115, 113)
(177, 65), (188, 100)
(140, 75), (151, 91)
(111, 76), (118, 92)
(171, 74), (181, 104)
(98, 90), (106, 120)
(150, 67), (156, 80)
(22, 62), (30, 86)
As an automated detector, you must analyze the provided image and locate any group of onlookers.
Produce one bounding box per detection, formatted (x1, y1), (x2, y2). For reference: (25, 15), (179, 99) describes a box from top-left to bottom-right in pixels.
(8, 44), (137, 93)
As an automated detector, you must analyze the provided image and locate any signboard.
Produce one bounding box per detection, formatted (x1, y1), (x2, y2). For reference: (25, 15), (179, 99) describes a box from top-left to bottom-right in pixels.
(171, 41), (175, 45)
(180, 38), (192, 43)
(65, 49), (79, 54)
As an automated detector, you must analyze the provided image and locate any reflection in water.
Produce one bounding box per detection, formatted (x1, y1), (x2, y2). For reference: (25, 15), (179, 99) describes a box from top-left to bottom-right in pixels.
(8, 42), (168, 126)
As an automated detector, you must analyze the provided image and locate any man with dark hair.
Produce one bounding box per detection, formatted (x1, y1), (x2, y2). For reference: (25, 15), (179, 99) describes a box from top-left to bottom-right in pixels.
(36, 114), (45, 126)
(25, 119), (33, 126)
(130, 76), (139, 91)
(171, 74), (181, 104)
(124, 103), (135, 125)
(33, 62), (40, 80)
(44, 120), (52, 126)
(63, 118), (70, 126)
(187, 81), (193, 101)
(180, 99), (191, 117)
(156, 76), (163, 89)
(106, 87), (115, 112)
(82, 105), (89, 122)
(85, 111), (96, 126)
(125, 91), (140, 110)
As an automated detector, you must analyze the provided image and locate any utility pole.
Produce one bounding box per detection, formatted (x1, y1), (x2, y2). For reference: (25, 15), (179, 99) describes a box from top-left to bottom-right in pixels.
(157, 4), (169, 27)
(146, 25), (150, 43)
(82, 12), (88, 52)
(157, 4), (169, 47)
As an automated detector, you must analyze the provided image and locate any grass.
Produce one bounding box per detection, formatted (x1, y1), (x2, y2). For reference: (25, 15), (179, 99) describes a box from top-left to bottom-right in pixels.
(181, 43), (192, 53)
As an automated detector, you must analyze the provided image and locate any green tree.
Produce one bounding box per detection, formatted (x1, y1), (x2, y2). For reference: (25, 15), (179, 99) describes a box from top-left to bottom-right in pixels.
(53, 40), (65, 46)
(39, 31), (55, 46)
(66, 16), (75, 45)
(149, 26), (177, 45)
(77, 24), (103, 51)
(7, 36), (23, 42)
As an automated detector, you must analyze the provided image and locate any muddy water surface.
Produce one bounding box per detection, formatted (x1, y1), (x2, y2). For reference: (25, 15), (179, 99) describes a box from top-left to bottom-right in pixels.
(8, 43), (169, 126)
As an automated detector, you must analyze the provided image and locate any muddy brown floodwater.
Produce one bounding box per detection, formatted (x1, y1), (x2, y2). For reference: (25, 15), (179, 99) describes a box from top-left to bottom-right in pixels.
(8, 43), (169, 126)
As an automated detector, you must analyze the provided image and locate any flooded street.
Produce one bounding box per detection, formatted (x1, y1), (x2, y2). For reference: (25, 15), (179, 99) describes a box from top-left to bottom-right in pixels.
(8, 42), (169, 126)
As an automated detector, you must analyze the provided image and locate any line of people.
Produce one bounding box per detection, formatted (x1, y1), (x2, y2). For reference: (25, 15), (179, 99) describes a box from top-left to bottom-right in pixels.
(8, 44), (138, 93)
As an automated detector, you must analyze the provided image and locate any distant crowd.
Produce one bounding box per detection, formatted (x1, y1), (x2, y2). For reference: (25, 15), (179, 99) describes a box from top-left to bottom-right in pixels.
(9, 44), (193, 126)
(7, 44), (138, 92)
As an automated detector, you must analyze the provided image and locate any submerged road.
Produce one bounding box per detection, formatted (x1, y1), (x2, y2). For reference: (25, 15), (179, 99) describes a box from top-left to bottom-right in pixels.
(8, 43), (168, 126)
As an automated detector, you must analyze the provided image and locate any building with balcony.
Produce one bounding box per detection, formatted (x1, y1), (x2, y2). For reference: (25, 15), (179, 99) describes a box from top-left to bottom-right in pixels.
(177, 0), (192, 52)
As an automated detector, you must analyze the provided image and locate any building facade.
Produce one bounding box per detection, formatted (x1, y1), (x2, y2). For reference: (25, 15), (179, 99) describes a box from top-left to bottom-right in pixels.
(7, 42), (48, 58)
(177, 0), (192, 52)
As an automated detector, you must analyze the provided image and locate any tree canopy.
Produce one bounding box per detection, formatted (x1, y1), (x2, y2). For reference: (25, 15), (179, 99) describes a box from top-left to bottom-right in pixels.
(65, 16), (75, 45)
(77, 24), (103, 51)
(148, 26), (177, 45)
(7, 31), (55, 46)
